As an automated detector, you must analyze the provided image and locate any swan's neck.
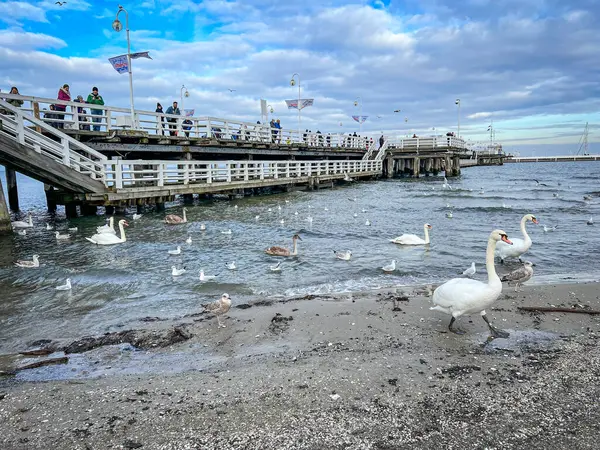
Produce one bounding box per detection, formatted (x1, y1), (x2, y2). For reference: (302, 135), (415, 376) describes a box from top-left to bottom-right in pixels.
(423, 226), (430, 244)
(520, 217), (531, 243)
(485, 237), (501, 285)
(118, 223), (126, 241)
(28, 216), (33, 225)
(109, 216), (114, 228)
(291, 238), (298, 255)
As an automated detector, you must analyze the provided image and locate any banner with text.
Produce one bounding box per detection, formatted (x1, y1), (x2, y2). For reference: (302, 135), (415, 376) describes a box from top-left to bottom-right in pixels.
(184, 109), (195, 117)
(108, 52), (152, 74)
(285, 99), (314, 110)
(351, 115), (369, 124)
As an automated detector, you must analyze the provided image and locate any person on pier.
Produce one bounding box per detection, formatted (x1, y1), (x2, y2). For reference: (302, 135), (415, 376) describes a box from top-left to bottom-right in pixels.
(54, 84), (71, 128)
(7, 87), (23, 108)
(156, 103), (165, 135)
(165, 101), (181, 136)
(86, 86), (105, 132)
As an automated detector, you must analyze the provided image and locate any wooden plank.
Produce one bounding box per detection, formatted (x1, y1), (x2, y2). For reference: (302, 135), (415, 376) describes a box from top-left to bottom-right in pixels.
(0, 134), (106, 193)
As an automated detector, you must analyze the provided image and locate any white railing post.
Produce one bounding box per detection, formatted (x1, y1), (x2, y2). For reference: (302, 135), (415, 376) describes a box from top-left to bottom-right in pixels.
(244, 162), (249, 181)
(115, 160), (123, 189)
(158, 164), (165, 187)
(227, 163), (232, 182)
(183, 162), (189, 185)
(106, 110), (112, 131)
(207, 164), (213, 184)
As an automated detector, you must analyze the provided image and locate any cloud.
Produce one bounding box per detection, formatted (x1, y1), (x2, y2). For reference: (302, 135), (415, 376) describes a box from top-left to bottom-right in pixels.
(0, 29), (66, 49)
(467, 112), (493, 120)
(0, 2), (48, 24)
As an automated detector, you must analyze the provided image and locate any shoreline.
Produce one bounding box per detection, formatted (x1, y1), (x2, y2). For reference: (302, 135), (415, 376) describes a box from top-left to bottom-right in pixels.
(2, 281), (600, 449)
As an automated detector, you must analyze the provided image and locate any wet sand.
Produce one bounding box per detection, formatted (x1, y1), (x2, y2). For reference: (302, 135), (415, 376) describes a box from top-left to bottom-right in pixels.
(1, 282), (600, 449)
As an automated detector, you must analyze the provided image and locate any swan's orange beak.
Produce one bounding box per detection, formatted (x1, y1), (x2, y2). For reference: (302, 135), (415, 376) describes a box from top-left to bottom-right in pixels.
(532, 218), (539, 224)
(426, 224), (432, 229)
(123, 221), (129, 227)
(501, 235), (512, 245)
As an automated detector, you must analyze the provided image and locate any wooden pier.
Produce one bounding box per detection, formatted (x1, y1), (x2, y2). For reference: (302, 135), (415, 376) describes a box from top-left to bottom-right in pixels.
(0, 94), (471, 225)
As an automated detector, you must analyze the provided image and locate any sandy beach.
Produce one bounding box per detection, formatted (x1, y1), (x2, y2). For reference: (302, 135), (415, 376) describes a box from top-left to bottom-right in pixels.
(1, 281), (600, 450)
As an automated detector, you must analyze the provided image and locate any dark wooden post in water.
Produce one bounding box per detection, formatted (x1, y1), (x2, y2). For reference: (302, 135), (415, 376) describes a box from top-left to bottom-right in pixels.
(65, 203), (78, 218)
(5, 168), (19, 211)
(44, 184), (57, 212)
(0, 177), (12, 234)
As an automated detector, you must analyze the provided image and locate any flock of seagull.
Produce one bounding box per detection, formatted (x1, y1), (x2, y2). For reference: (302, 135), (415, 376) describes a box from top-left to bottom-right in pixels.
(8, 175), (595, 331)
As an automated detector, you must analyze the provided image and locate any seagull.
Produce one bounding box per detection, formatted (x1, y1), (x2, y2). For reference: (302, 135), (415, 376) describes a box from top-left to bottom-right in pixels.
(234, 205), (238, 209)
(553, 193), (559, 198)
(382, 260), (396, 273)
(353, 213), (358, 218)
(361, 209), (368, 213)
(200, 223), (206, 230)
(16, 230), (27, 236)
(227, 88), (236, 92)
(199, 269), (217, 282)
(348, 197), (357, 202)
(133, 213), (143, 220)
(479, 188), (485, 195)
(446, 212), (453, 219)
(294, 211), (298, 215)
(255, 215), (260, 220)
(501, 202), (511, 209)
(171, 266), (186, 276)
(221, 229), (232, 235)
(46, 223), (53, 231)
(186, 236), (192, 244)
(55, 231), (71, 240)
(501, 261), (535, 291)
(226, 261), (236, 270)
(202, 293), (232, 328)
(270, 261), (282, 272)
(168, 246), (182, 255)
(534, 179), (549, 187)
(334, 250), (352, 261)
(278, 205), (282, 211)
(55, 1), (67, 5)
(55, 279), (72, 291)
(583, 195), (593, 201)
(324, 208), (329, 212)
(307, 216), (313, 223)
(543, 224), (558, 232)
(280, 219), (285, 224)
(15, 255), (40, 268)
(365, 219), (371, 226)
(343, 172), (354, 182)
(587, 216), (594, 225)
(68, 227), (78, 232)
(268, 208), (272, 212)
(462, 262), (476, 277)
(442, 177), (452, 190)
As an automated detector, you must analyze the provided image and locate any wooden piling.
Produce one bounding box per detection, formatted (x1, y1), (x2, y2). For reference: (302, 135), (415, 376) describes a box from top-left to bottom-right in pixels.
(65, 203), (78, 218)
(5, 168), (19, 211)
(0, 176), (11, 234)
(105, 205), (115, 215)
(44, 185), (57, 212)
(81, 204), (98, 216)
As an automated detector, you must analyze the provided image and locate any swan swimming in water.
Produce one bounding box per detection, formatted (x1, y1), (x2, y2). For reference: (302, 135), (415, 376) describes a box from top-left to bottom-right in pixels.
(390, 223), (432, 245)
(501, 261), (534, 291)
(96, 217), (116, 234)
(265, 234), (302, 256)
(12, 213), (33, 229)
(495, 214), (538, 263)
(86, 220), (129, 245)
(165, 207), (187, 224)
(55, 231), (70, 240)
(431, 229), (513, 337)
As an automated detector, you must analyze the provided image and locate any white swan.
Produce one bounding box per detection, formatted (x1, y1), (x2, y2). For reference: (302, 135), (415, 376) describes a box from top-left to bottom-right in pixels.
(495, 214), (538, 263)
(390, 223), (432, 245)
(168, 246), (182, 255)
(15, 254), (40, 268)
(431, 229), (512, 337)
(199, 269), (217, 282)
(46, 223), (53, 230)
(133, 213), (143, 220)
(56, 279), (72, 291)
(382, 260), (396, 273)
(171, 266), (186, 276)
(86, 220), (129, 245)
(12, 213), (33, 229)
(97, 216), (116, 234)
(462, 262), (476, 277)
(16, 229), (26, 236)
(165, 207), (187, 225)
(55, 231), (71, 240)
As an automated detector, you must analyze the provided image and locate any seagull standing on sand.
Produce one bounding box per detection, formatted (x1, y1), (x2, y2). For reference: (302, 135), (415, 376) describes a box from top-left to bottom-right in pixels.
(202, 293), (232, 328)
(55, 279), (72, 291)
(501, 261), (535, 291)
(462, 262), (476, 277)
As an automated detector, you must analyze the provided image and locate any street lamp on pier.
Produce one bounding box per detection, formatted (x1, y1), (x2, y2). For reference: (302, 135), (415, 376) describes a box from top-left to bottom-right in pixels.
(354, 96), (363, 133)
(455, 98), (461, 137)
(112, 5), (135, 127)
(290, 73), (301, 133)
(180, 85), (189, 112)
(267, 104), (274, 123)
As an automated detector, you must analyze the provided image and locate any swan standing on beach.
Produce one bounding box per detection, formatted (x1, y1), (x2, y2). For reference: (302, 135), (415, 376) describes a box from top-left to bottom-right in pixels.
(86, 220), (129, 245)
(15, 255), (40, 268)
(495, 214), (538, 263)
(11, 213), (33, 229)
(501, 261), (534, 291)
(165, 207), (187, 224)
(462, 262), (476, 277)
(431, 229), (512, 337)
(202, 293), (232, 328)
(55, 279), (72, 291)
(265, 234), (302, 256)
(96, 217), (116, 234)
(390, 224), (432, 245)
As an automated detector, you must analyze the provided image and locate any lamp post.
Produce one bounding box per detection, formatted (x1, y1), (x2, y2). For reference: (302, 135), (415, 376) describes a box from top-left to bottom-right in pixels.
(180, 84), (189, 113)
(267, 104), (274, 123)
(290, 73), (301, 133)
(455, 98), (461, 137)
(354, 96), (362, 133)
(112, 5), (135, 127)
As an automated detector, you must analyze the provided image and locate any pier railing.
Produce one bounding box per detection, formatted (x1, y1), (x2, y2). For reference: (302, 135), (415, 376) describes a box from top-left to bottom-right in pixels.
(104, 159), (382, 189)
(387, 135), (466, 150)
(1, 93), (377, 150)
(0, 99), (107, 182)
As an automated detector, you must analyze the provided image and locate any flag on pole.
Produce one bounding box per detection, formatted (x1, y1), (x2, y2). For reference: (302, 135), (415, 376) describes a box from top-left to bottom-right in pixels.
(260, 99), (268, 117)
(351, 115), (368, 124)
(108, 54), (129, 74)
(185, 109), (195, 117)
(130, 51), (152, 60)
(285, 99), (314, 110)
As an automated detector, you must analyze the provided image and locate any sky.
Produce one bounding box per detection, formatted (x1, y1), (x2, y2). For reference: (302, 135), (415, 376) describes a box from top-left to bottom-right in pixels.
(1, 0), (599, 156)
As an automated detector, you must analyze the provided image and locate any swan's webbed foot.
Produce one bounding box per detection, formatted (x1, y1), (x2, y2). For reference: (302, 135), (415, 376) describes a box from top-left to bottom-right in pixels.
(482, 314), (510, 339)
(448, 317), (466, 335)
